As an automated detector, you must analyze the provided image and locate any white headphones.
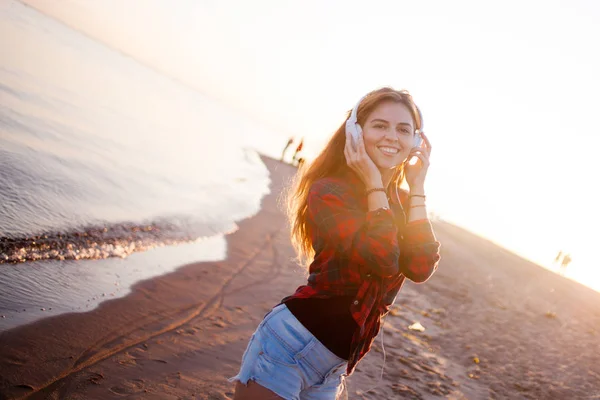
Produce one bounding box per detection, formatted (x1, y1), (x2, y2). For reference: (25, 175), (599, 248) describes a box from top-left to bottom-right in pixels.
(345, 94), (423, 148)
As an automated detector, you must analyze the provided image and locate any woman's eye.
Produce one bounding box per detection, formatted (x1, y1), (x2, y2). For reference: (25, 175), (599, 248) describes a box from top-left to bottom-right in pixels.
(374, 124), (386, 129)
(398, 128), (411, 134)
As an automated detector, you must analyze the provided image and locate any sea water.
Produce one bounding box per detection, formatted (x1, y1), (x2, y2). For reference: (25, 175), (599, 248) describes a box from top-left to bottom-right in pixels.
(0, 0), (278, 329)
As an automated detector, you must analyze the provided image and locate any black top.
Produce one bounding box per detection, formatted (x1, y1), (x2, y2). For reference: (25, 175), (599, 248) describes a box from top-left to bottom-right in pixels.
(284, 296), (358, 360)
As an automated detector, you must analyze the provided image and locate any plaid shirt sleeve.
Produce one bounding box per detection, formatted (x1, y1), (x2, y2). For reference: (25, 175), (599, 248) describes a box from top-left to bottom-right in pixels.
(399, 219), (440, 283)
(307, 179), (401, 278)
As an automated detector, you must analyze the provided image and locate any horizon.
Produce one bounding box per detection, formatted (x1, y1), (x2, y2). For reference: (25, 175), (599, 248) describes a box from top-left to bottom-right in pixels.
(17, 0), (600, 292)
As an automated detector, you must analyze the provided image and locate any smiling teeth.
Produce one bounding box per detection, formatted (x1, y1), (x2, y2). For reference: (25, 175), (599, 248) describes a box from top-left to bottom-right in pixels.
(379, 147), (399, 154)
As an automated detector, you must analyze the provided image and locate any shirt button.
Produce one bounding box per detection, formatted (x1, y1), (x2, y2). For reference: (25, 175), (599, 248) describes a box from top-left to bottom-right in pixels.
(366, 273), (371, 278)
(353, 300), (359, 305)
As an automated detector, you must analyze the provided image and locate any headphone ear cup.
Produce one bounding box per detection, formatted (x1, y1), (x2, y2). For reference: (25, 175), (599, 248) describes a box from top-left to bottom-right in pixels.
(345, 121), (362, 148)
(345, 121), (354, 138)
(414, 131), (422, 148)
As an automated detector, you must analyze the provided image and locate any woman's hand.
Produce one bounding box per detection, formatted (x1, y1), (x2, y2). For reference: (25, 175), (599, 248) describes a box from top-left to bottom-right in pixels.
(404, 132), (431, 192)
(344, 132), (383, 188)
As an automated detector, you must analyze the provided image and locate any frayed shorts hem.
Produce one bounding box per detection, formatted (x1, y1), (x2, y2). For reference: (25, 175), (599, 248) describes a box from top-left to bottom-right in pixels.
(228, 374), (290, 400)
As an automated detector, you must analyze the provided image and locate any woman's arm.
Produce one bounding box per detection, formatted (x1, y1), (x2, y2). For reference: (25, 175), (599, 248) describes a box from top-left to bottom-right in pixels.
(400, 132), (440, 282)
(406, 186), (427, 222)
(397, 188), (440, 283)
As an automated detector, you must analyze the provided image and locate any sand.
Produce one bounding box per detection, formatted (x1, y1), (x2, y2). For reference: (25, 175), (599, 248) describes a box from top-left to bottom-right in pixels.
(1, 155), (599, 400)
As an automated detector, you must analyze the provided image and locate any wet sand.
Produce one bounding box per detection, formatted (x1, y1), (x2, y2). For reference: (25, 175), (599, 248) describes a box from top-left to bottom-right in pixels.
(1, 156), (599, 399)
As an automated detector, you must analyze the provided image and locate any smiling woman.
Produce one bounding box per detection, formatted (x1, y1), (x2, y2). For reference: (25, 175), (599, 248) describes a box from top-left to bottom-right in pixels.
(229, 87), (441, 399)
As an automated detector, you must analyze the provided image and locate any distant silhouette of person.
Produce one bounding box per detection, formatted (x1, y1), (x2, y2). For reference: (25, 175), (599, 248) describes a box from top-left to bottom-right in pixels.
(292, 138), (304, 166)
(281, 137), (294, 162)
(554, 250), (564, 264)
(559, 253), (572, 276)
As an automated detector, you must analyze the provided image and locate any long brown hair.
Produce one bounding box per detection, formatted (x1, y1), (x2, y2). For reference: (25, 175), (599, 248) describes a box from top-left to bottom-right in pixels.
(286, 87), (423, 268)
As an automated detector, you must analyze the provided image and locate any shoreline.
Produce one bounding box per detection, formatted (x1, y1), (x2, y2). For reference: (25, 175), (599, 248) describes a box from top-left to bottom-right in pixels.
(1, 155), (599, 399)
(0, 235), (230, 332)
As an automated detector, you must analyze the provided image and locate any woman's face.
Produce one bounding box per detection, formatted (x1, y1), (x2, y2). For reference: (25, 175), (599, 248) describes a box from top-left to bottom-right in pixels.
(361, 101), (416, 171)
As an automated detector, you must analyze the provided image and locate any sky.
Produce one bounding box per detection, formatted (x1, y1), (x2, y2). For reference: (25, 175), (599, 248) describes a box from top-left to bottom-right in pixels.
(21, 0), (600, 290)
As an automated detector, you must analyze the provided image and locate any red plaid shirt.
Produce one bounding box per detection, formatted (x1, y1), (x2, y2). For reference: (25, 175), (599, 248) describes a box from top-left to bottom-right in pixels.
(282, 170), (441, 375)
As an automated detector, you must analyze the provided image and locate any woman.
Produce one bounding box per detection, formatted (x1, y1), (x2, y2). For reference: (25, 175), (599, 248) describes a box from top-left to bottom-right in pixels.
(230, 87), (441, 399)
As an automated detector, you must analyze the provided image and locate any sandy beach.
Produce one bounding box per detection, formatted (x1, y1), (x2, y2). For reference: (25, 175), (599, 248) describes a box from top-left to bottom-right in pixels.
(1, 155), (599, 400)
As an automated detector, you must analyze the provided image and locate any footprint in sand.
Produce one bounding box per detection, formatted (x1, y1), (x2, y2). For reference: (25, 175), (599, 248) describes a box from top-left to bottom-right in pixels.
(117, 358), (137, 367)
(9, 384), (34, 397)
(109, 379), (145, 396)
(388, 368), (419, 381)
(390, 384), (424, 399)
(117, 353), (138, 367)
(175, 327), (198, 335)
(426, 380), (453, 396)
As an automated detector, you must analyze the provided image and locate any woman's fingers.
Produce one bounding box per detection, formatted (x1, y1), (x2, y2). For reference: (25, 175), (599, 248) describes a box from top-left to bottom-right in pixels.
(344, 144), (350, 165)
(344, 133), (358, 169)
(344, 133), (352, 158)
(409, 148), (429, 160)
(357, 132), (366, 156)
(352, 134), (366, 165)
(344, 130), (350, 150)
(357, 134), (373, 168)
(408, 152), (430, 167)
(420, 132), (432, 155)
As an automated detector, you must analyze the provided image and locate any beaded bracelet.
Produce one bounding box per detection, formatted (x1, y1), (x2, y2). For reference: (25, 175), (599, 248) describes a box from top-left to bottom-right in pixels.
(410, 194), (426, 199)
(410, 204), (426, 208)
(366, 188), (386, 196)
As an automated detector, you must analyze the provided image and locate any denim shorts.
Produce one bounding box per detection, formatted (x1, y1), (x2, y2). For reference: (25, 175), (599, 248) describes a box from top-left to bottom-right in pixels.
(228, 303), (348, 400)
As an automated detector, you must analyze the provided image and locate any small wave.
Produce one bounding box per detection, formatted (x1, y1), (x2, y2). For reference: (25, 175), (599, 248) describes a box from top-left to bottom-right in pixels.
(0, 220), (236, 264)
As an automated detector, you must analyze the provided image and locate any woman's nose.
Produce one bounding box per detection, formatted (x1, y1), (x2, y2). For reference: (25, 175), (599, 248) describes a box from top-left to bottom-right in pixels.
(383, 128), (398, 141)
